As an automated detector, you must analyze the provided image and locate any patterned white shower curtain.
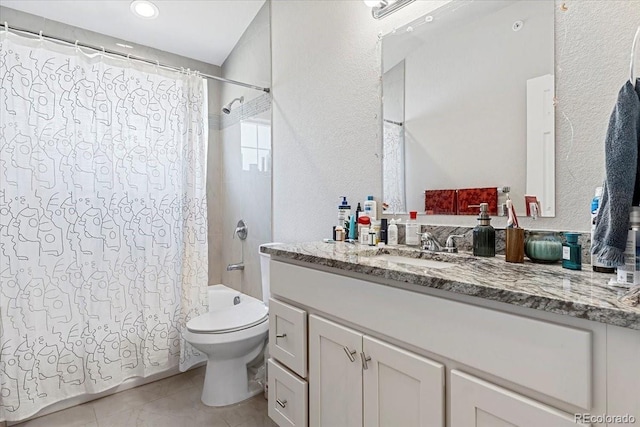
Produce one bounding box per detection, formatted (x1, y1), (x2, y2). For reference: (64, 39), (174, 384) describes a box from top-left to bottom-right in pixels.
(0, 32), (208, 422)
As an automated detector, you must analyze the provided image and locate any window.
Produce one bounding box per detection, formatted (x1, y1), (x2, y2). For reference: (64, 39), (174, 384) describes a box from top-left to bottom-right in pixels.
(241, 120), (271, 172)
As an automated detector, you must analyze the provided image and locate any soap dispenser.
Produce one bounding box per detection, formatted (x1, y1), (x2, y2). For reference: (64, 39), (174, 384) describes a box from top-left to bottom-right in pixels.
(473, 203), (496, 257)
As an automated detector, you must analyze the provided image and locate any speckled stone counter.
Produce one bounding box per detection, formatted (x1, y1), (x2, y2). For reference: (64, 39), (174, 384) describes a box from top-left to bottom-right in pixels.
(261, 242), (640, 330)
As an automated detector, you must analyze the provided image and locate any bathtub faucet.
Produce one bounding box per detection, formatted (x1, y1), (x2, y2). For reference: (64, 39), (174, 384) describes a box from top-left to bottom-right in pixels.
(227, 262), (244, 271)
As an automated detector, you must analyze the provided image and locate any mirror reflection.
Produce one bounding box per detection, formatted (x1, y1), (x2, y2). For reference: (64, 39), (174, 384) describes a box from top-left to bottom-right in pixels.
(382, 0), (555, 217)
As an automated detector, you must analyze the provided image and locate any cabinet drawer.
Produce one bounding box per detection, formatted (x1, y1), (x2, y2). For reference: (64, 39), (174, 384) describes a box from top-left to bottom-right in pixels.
(270, 298), (308, 378)
(451, 370), (588, 427)
(268, 359), (308, 427)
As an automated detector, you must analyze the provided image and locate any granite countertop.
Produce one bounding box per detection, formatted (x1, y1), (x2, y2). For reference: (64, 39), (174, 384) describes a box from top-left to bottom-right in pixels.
(261, 241), (640, 330)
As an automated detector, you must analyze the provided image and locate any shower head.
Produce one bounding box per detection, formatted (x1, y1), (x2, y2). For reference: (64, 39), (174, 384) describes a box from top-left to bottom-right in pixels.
(222, 96), (244, 114)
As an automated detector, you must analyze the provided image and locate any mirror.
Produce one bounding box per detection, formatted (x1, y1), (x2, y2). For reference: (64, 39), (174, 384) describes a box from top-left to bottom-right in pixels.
(382, 0), (555, 217)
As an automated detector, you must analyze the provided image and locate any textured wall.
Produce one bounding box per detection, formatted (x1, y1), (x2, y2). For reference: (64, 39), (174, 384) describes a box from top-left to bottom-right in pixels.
(271, 0), (449, 241)
(272, 0), (640, 239)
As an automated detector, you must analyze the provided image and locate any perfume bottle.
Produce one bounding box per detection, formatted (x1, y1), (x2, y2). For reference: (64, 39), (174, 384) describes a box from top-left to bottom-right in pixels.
(562, 232), (582, 270)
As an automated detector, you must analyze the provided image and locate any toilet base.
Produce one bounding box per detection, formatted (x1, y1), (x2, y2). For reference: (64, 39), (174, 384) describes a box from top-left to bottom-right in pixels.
(200, 341), (266, 407)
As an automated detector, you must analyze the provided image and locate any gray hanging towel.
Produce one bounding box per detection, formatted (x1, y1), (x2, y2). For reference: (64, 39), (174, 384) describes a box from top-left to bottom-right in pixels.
(592, 81), (640, 266)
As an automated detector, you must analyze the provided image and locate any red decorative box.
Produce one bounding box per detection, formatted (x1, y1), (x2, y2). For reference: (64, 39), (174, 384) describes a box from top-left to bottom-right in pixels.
(457, 187), (498, 215)
(425, 190), (458, 215)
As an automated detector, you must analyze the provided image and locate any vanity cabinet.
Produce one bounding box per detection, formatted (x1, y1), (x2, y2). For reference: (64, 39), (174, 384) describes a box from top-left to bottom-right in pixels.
(309, 315), (445, 427)
(267, 259), (624, 427)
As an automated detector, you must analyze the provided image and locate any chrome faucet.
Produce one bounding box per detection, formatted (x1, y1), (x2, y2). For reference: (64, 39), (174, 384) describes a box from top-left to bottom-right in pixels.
(419, 232), (443, 252)
(227, 263), (245, 271)
(227, 219), (247, 272)
(419, 233), (465, 253)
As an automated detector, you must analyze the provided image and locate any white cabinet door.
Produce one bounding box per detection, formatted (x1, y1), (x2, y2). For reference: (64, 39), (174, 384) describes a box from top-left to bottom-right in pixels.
(451, 370), (590, 427)
(309, 315), (362, 427)
(363, 336), (445, 427)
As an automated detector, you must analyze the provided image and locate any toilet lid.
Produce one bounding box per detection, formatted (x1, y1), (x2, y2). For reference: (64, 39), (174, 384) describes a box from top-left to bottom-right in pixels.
(186, 300), (268, 334)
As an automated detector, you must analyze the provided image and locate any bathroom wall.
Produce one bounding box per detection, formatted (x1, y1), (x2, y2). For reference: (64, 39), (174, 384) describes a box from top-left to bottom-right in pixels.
(216, 3), (272, 302)
(271, 0), (640, 239)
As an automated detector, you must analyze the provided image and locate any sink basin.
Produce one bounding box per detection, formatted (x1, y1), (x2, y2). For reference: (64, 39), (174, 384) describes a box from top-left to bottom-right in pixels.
(370, 254), (454, 269)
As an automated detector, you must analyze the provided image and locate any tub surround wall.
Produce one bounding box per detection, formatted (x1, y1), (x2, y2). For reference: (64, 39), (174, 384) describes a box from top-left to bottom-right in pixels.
(271, 1), (640, 241)
(207, 113), (224, 287)
(262, 242), (640, 329)
(217, 2), (272, 301)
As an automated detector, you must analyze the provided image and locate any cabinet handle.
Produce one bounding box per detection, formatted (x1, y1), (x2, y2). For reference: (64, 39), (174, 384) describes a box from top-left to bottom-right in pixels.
(276, 333), (287, 339)
(276, 398), (287, 408)
(343, 346), (357, 362)
(361, 352), (371, 370)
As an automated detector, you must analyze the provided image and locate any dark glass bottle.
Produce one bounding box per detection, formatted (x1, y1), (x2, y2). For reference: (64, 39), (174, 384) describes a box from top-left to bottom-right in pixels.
(473, 203), (496, 257)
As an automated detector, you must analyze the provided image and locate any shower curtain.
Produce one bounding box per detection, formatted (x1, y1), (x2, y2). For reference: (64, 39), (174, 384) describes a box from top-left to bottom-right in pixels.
(0, 31), (208, 422)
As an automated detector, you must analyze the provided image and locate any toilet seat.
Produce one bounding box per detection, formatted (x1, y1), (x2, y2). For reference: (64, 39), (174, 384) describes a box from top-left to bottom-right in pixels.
(187, 300), (268, 334)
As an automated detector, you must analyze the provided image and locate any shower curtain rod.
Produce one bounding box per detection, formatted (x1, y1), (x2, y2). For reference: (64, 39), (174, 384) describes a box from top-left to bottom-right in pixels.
(2, 23), (271, 93)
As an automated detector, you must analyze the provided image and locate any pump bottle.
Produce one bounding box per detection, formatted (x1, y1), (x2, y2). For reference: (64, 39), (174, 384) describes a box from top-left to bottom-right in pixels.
(473, 203), (496, 257)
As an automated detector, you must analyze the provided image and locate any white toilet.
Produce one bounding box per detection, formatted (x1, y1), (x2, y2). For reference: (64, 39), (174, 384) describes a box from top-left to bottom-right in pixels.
(184, 249), (273, 406)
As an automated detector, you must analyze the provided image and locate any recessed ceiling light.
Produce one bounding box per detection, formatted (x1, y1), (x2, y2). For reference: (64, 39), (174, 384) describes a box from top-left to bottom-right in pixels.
(130, 0), (159, 19)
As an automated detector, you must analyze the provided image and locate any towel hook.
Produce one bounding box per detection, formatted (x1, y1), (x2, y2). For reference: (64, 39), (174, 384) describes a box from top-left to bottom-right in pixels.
(630, 26), (640, 87)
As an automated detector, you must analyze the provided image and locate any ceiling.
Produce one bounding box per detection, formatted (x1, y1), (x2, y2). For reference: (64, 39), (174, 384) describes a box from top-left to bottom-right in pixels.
(1, 0), (266, 66)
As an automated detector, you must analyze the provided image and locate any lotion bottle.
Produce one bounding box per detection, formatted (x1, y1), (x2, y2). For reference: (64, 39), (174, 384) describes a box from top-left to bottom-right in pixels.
(364, 196), (377, 221)
(338, 197), (351, 227)
(387, 219), (398, 246)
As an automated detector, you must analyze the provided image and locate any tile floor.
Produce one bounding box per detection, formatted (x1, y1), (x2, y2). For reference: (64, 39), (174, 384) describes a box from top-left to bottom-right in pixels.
(15, 367), (277, 427)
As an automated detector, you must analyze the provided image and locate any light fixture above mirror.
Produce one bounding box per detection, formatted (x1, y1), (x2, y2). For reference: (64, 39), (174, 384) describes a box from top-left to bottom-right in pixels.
(363, 0), (415, 19)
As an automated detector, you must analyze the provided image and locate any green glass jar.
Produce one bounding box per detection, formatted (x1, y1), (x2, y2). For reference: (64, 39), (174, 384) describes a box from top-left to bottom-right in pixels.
(525, 231), (563, 263)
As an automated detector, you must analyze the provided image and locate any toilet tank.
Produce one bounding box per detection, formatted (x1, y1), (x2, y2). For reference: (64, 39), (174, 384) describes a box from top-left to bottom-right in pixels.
(207, 284), (241, 311)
